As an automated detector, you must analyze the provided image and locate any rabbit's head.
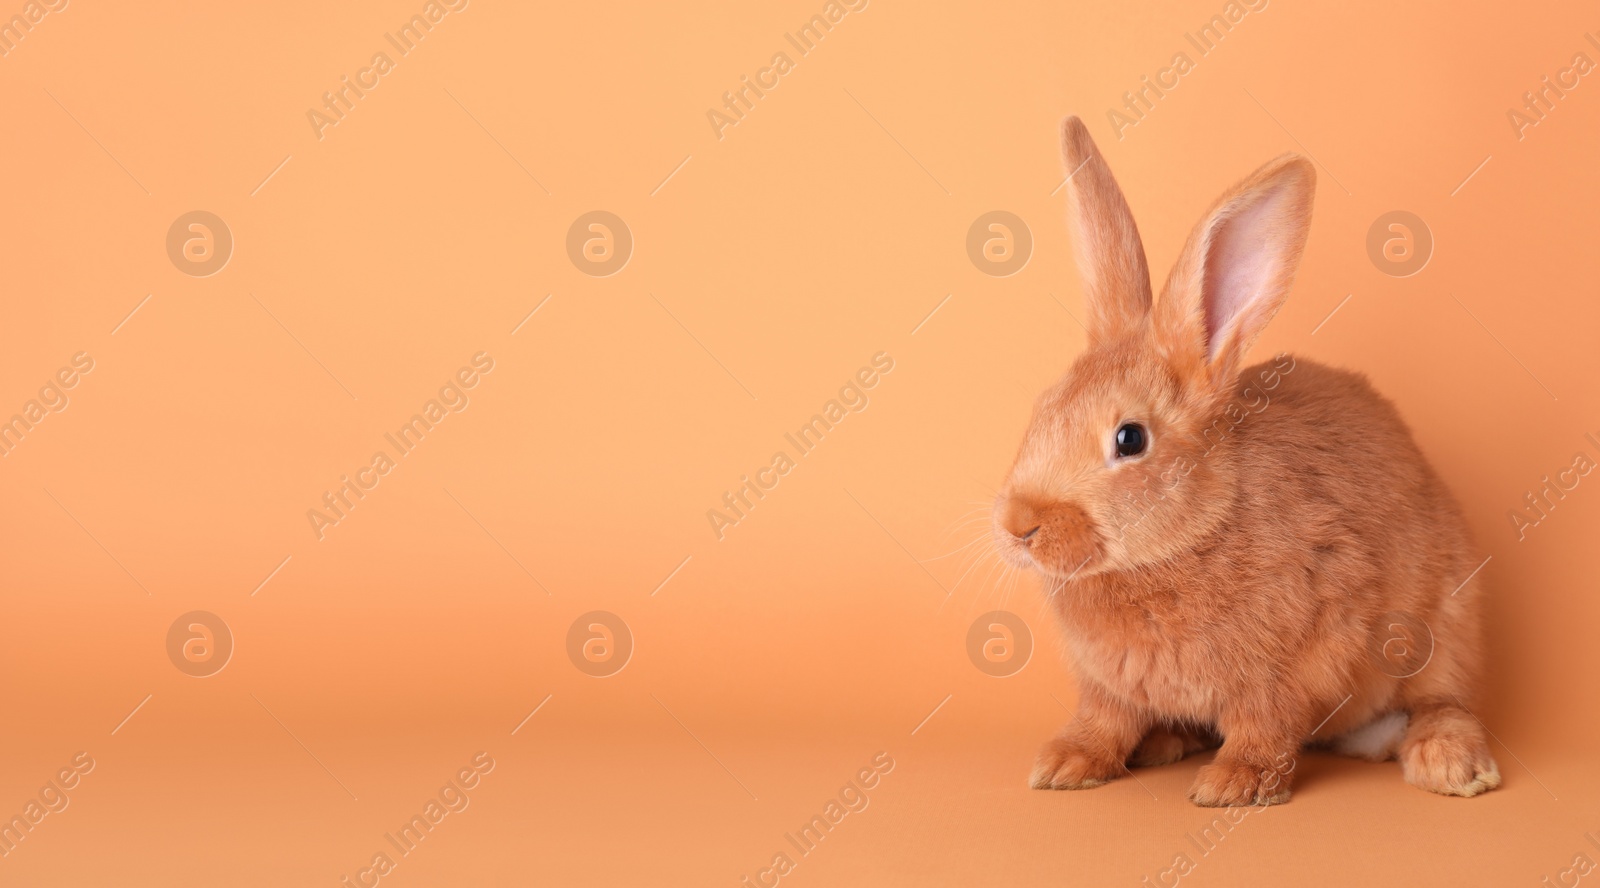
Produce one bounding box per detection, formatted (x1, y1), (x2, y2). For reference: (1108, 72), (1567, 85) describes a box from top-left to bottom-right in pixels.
(995, 118), (1316, 581)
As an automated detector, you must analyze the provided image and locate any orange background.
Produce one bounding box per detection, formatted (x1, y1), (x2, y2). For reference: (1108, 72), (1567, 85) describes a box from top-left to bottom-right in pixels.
(2, 0), (1599, 885)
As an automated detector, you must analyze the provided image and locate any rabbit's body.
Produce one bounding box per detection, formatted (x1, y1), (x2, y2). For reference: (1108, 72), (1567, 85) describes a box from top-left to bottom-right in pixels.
(997, 118), (1499, 805)
(1059, 357), (1479, 742)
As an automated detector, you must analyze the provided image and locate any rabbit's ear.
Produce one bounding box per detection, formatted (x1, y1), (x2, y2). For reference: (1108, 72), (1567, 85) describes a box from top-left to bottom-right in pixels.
(1060, 117), (1152, 344)
(1155, 155), (1316, 388)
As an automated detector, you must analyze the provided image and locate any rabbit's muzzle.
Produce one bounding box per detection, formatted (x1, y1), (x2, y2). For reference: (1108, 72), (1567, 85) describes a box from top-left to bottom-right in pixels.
(997, 493), (1103, 579)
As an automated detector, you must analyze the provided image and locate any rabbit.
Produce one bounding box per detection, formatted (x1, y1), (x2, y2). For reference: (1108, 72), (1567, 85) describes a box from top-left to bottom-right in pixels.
(993, 116), (1500, 806)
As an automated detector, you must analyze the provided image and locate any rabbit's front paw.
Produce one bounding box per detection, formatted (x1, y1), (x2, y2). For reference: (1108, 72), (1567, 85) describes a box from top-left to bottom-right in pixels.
(1029, 736), (1122, 790)
(1400, 721), (1501, 797)
(1187, 756), (1293, 807)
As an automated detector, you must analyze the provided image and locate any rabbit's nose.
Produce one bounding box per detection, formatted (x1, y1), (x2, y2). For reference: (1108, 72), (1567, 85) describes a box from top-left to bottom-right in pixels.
(1000, 498), (1042, 541)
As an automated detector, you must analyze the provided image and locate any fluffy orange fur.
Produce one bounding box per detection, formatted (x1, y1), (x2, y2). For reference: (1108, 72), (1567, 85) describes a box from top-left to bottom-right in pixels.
(995, 117), (1499, 806)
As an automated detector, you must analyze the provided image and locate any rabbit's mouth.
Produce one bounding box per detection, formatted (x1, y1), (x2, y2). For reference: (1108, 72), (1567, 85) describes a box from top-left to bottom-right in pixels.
(994, 495), (1105, 580)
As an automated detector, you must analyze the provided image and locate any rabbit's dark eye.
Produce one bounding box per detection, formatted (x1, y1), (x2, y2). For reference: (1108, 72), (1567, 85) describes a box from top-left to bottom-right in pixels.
(1115, 423), (1147, 458)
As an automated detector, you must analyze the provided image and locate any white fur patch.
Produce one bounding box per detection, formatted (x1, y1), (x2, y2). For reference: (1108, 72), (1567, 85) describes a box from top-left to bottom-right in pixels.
(1331, 710), (1409, 761)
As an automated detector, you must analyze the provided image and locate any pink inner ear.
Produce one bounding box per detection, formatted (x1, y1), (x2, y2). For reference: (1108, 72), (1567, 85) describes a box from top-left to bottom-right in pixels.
(1200, 194), (1286, 359)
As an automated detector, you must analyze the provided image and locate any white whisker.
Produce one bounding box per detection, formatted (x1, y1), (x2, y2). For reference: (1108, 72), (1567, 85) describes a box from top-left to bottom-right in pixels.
(948, 548), (989, 595)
